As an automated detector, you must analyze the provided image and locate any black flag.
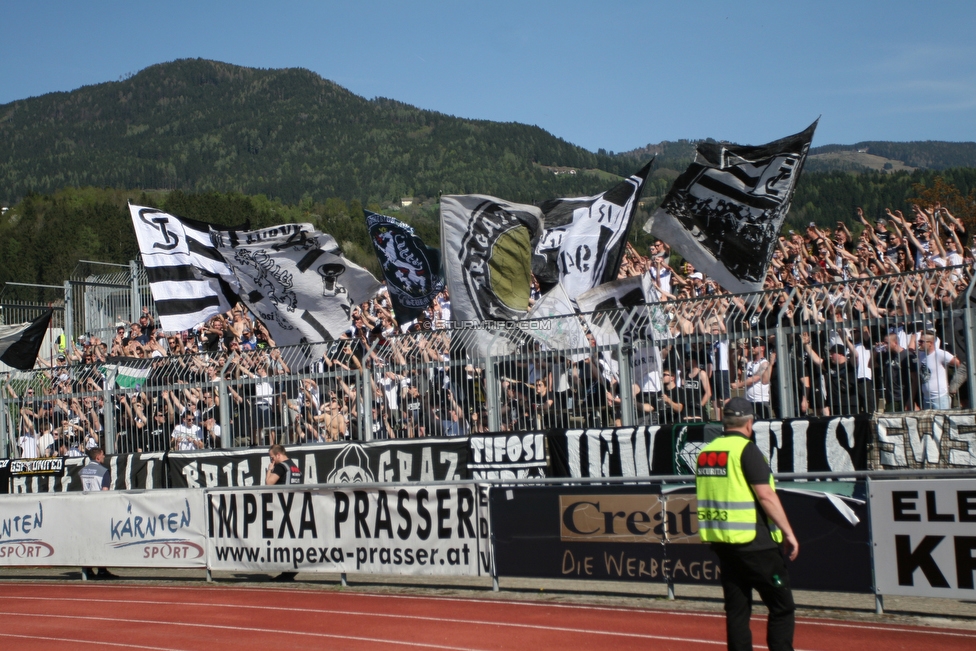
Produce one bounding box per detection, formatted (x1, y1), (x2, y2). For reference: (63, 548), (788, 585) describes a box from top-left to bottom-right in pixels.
(0, 309), (53, 370)
(645, 121), (817, 294)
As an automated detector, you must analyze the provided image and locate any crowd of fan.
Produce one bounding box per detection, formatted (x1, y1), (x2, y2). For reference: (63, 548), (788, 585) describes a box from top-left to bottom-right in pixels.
(8, 203), (974, 459)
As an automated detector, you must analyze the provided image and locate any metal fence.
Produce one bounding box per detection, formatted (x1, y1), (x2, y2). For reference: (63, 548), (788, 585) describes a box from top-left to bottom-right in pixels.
(3, 262), (974, 458)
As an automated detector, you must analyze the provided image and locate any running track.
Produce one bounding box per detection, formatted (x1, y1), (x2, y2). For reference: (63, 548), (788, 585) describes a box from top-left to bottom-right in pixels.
(0, 583), (972, 650)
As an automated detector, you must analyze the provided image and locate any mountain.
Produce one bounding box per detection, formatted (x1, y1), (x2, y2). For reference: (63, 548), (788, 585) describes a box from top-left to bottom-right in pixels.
(0, 59), (648, 206)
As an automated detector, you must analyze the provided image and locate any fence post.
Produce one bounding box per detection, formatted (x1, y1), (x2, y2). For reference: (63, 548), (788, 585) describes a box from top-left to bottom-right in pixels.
(617, 310), (636, 428)
(130, 260), (141, 324)
(63, 281), (74, 345)
(219, 353), (236, 449)
(103, 366), (117, 455)
(484, 359), (500, 433)
(864, 476), (884, 614)
(963, 275), (976, 409)
(0, 378), (11, 459)
(360, 368), (373, 441)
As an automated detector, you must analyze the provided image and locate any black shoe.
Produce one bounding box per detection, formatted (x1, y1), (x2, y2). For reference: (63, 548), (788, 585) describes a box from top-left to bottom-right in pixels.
(95, 569), (119, 580)
(271, 572), (297, 582)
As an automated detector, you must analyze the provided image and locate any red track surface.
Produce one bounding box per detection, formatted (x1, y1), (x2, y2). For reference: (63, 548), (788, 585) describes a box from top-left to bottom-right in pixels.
(0, 582), (971, 650)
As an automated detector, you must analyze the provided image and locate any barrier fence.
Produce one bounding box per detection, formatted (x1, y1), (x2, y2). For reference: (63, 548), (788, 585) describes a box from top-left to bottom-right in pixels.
(2, 264), (975, 459)
(1, 470), (973, 612)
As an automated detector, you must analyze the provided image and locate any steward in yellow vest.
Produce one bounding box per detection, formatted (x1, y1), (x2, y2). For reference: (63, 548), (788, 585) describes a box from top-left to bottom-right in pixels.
(696, 397), (798, 651)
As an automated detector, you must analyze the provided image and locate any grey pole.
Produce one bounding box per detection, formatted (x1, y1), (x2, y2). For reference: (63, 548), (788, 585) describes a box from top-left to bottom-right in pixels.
(219, 353), (236, 449)
(63, 281), (74, 346)
(130, 260), (141, 324)
(103, 366), (117, 455)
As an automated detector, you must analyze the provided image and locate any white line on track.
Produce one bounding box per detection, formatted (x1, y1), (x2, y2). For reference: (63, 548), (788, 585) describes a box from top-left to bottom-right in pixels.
(2, 594), (726, 642)
(0, 632), (188, 651)
(0, 611), (728, 650)
(1, 585), (972, 640)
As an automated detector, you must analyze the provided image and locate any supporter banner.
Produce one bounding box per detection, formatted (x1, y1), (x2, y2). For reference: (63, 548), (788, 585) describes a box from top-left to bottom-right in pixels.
(490, 483), (871, 591)
(168, 439), (469, 488)
(533, 162), (651, 296)
(0, 489), (208, 567)
(129, 204), (241, 332)
(547, 417), (870, 478)
(467, 432), (549, 479)
(645, 121), (816, 294)
(876, 412), (976, 469)
(870, 478), (976, 599)
(0, 459), (10, 494)
(206, 484), (487, 576)
(10, 457), (78, 493)
(440, 194), (543, 357)
(365, 210), (445, 324)
(214, 223), (381, 366)
(9, 457), (64, 477)
(11, 454), (166, 493)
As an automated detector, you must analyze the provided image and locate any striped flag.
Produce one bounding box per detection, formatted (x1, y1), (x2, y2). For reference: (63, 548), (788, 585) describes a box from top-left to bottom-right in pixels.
(129, 204), (240, 331)
(100, 357), (151, 389)
(534, 162), (651, 296)
(645, 121), (817, 294)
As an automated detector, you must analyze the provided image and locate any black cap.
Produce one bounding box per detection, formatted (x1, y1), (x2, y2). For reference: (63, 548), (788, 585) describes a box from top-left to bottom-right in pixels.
(723, 397), (754, 417)
(829, 344), (847, 356)
(751, 337), (765, 346)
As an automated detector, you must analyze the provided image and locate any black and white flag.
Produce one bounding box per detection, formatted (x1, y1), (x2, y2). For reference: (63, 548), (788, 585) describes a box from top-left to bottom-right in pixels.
(645, 122), (817, 294)
(213, 223), (381, 363)
(534, 162), (651, 295)
(365, 211), (445, 324)
(524, 283), (589, 360)
(0, 309), (52, 370)
(129, 205), (241, 332)
(575, 273), (668, 346)
(441, 195), (543, 356)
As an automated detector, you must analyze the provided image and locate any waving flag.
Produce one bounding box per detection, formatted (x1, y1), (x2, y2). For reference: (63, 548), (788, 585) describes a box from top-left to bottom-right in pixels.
(129, 204), (240, 331)
(441, 195), (543, 356)
(365, 211), (444, 324)
(213, 224), (381, 363)
(0, 309), (52, 370)
(645, 121), (817, 294)
(534, 161), (651, 295)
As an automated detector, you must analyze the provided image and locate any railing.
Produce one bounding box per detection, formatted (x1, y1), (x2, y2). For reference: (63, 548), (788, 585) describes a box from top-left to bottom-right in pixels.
(2, 263), (974, 458)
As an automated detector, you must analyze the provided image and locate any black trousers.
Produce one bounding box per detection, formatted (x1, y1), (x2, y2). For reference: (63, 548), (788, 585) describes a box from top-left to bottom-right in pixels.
(713, 545), (795, 651)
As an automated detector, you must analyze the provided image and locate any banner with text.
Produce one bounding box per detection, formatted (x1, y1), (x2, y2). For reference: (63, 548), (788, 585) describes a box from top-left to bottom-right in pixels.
(547, 417), (870, 479)
(870, 478), (976, 599)
(875, 412), (976, 470)
(206, 484), (489, 576)
(169, 439), (469, 488)
(490, 483), (871, 591)
(0, 489), (207, 567)
(467, 432), (549, 479)
(9, 454), (167, 493)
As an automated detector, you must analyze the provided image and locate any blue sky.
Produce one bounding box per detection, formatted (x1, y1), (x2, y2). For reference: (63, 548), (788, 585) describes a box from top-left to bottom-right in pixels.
(2, 1), (974, 153)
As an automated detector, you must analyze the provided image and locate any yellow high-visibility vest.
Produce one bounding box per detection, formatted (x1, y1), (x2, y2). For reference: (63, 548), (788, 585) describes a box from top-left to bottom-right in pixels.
(695, 434), (783, 544)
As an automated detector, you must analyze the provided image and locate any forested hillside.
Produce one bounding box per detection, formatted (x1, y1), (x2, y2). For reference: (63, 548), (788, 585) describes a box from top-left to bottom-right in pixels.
(2, 167), (973, 299)
(0, 59), (646, 206)
(1, 58), (975, 300)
